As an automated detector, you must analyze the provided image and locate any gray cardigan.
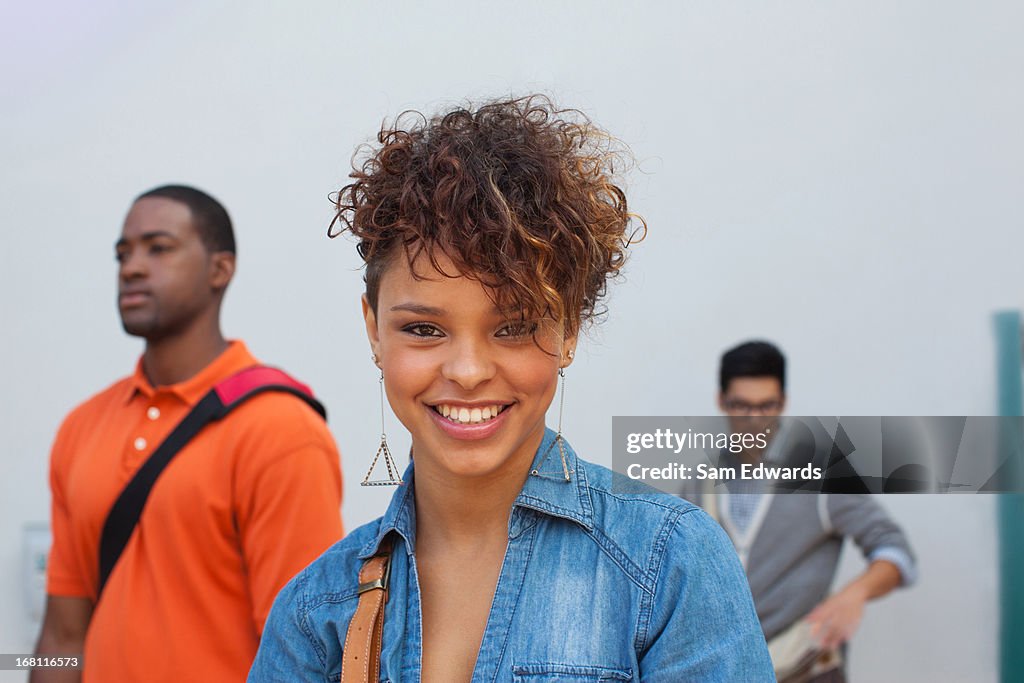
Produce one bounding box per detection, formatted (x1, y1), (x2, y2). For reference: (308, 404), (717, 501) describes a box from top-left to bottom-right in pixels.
(682, 486), (916, 641)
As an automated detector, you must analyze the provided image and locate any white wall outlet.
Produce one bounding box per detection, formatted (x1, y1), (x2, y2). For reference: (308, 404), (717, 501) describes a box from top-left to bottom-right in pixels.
(22, 523), (51, 625)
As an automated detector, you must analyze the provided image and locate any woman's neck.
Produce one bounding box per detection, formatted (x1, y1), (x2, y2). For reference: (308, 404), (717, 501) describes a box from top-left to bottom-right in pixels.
(412, 456), (537, 552)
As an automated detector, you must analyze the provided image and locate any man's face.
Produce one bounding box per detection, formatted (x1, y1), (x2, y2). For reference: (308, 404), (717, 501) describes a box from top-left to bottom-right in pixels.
(719, 376), (785, 447)
(115, 197), (228, 341)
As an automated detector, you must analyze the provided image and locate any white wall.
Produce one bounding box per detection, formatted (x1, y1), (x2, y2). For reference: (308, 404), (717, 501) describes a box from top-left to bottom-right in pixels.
(2, 2), (1020, 681)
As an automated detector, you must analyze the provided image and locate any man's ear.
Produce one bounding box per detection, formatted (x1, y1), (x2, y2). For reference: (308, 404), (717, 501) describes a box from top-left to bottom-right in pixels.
(362, 294), (381, 361)
(717, 392), (728, 412)
(209, 252), (236, 291)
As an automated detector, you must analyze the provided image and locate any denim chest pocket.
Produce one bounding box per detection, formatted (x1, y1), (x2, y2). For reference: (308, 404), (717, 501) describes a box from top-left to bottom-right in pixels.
(512, 663), (633, 681)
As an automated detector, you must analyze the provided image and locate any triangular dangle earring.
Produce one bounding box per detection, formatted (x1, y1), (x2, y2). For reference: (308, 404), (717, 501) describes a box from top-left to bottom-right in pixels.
(531, 350), (573, 482)
(361, 355), (404, 486)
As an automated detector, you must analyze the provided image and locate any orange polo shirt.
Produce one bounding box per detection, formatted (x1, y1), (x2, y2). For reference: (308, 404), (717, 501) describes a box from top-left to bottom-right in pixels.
(47, 341), (344, 682)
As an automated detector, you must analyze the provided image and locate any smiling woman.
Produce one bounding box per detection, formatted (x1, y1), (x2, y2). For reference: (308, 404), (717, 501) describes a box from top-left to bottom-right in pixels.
(248, 95), (774, 683)
(365, 250), (569, 484)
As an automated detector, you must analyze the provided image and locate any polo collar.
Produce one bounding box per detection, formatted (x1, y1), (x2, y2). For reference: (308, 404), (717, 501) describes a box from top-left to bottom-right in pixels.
(123, 340), (257, 406)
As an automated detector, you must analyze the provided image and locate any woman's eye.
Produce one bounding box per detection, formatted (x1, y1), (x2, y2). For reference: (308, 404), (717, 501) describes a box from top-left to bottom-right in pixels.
(149, 244), (170, 254)
(402, 323), (443, 338)
(497, 321), (539, 338)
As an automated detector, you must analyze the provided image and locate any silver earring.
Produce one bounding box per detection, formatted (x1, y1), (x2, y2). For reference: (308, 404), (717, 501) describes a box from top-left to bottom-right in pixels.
(361, 360), (403, 486)
(531, 365), (572, 482)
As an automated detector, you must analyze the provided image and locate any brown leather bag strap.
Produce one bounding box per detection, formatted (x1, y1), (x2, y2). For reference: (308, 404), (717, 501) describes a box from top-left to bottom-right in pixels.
(341, 536), (394, 683)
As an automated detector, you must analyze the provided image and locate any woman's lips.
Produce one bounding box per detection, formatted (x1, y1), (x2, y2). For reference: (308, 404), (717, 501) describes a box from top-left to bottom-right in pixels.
(426, 403), (512, 441)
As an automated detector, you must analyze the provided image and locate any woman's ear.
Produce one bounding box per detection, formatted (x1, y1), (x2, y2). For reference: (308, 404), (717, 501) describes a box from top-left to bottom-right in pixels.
(561, 334), (578, 369)
(362, 294), (381, 363)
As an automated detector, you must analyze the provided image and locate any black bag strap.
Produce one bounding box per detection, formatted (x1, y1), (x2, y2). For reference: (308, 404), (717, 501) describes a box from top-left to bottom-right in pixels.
(96, 365), (326, 599)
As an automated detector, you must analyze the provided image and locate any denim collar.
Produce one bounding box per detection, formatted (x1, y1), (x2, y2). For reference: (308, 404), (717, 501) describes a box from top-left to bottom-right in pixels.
(358, 428), (594, 559)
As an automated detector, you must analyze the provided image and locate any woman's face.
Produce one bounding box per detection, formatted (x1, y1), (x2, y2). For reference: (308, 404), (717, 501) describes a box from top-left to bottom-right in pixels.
(363, 250), (576, 482)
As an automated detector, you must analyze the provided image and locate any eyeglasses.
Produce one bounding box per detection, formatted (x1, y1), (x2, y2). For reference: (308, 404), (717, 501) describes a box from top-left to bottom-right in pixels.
(721, 399), (783, 415)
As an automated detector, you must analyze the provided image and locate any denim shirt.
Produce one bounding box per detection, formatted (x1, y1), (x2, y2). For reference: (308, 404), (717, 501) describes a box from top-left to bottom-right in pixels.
(249, 429), (774, 682)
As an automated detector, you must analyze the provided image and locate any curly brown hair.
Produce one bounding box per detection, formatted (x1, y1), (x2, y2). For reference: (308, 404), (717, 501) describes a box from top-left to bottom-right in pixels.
(330, 94), (644, 337)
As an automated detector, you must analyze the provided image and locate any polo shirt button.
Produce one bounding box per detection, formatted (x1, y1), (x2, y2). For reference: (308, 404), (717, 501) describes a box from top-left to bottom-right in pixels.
(147, 406), (160, 420)
(134, 437), (147, 451)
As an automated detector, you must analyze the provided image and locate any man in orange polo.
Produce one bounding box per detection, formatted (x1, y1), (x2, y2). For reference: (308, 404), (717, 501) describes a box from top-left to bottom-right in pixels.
(32, 185), (344, 682)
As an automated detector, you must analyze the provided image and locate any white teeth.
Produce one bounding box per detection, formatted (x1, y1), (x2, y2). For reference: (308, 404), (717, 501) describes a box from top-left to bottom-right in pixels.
(433, 404), (508, 424)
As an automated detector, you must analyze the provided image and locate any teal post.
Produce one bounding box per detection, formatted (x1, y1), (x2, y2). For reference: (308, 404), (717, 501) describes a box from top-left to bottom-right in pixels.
(995, 311), (1023, 683)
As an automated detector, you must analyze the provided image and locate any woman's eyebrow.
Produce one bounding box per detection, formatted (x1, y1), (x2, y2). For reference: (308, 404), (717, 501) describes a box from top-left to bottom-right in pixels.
(389, 302), (529, 317)
(390, 303), (447, 316)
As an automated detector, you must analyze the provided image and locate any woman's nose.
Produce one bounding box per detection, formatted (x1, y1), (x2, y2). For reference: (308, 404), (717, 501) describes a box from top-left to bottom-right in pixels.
(440, 337), (497, 391)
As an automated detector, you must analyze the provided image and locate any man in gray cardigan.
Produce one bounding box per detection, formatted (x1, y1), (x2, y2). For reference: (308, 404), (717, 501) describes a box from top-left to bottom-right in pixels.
(684, 341), (916, 681)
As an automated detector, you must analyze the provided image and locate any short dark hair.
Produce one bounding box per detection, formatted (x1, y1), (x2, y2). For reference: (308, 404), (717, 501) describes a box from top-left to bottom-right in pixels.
(720, 340), (786, 393)
(136, 184), (236, 254)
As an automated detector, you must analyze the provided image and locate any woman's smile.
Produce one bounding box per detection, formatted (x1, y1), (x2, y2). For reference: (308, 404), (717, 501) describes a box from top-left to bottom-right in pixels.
(425, 400), (513, 440)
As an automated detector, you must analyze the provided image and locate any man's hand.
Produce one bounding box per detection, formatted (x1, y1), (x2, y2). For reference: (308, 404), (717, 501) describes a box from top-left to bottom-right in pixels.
(805, 588), (866, 649)
(805, 558), (902, 650)
(30, 596), (92, 683)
